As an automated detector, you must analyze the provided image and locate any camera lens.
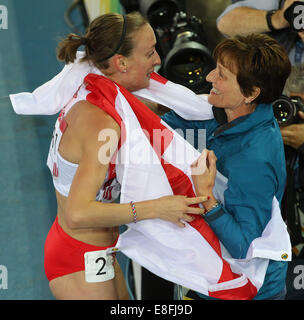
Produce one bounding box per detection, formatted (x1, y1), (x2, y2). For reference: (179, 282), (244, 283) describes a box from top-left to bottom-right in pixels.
(137, 0), (214, 93)
(139, 0), (179, 28)
(272, 97), (295, 126)
(163, 41), (215, 93)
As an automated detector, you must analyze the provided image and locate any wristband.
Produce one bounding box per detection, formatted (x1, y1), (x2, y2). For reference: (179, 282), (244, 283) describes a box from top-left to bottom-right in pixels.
(206, 201), (221, 213)
(266, 10), (277, 32)
(130, 201), (137, 223)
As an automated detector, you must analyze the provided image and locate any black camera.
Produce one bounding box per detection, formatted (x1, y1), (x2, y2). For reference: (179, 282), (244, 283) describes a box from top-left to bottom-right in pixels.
(121, 0), (215, 94)
(155, 11), (215, 94)
(272, 95), (304, 126)
(284, 1), (304, 31)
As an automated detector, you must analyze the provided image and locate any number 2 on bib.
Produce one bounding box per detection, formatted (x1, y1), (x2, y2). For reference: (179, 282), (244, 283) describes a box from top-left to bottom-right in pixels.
(84, 250), (115, 283)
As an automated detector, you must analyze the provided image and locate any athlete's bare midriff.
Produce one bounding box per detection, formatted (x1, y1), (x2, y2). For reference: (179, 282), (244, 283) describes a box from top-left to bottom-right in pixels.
(56, 191), (119, 247)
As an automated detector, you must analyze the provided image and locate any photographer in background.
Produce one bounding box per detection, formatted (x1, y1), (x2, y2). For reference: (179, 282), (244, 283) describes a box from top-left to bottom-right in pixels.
(217, 1), (304, 98)
(280, 109), (304, 258)
(217, 0), (304, 65)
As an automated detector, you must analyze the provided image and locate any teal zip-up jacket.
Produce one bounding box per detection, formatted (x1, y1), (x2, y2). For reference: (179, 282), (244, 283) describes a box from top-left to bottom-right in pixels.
(162, 104), (288, 299)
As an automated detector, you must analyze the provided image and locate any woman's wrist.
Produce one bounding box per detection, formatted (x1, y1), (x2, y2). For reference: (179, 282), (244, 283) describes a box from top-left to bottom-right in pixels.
(201, 194), (219, 213)
(134, 200), (156, 221)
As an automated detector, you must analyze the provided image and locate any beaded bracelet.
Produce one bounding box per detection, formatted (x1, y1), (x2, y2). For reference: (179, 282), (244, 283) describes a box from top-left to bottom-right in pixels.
(130, 201), (137, 223)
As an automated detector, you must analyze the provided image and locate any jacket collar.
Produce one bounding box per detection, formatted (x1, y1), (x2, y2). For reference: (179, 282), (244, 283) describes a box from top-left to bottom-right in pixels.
(212, 104), (275, 137)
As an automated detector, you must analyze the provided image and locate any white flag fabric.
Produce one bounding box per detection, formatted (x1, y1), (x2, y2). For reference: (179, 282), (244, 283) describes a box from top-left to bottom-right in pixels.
(9, 53), (291, 299)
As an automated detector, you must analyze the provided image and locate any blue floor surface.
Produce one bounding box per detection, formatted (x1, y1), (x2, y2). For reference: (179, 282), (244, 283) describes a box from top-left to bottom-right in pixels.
(0, 0), (84, 300)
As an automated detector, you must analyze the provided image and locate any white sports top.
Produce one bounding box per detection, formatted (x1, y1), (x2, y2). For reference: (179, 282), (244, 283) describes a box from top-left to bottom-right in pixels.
(46, 84), (121, 202)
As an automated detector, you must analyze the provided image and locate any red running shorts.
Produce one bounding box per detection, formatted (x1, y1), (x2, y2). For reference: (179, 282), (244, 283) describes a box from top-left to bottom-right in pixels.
(44, 216), (118, 281)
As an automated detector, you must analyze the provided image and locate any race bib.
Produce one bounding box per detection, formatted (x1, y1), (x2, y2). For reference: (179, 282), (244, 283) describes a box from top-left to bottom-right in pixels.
(84, 249), (115, 283)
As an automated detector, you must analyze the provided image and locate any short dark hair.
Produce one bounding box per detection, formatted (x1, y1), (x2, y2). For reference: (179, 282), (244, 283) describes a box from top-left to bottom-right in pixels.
(213, 33), (291, 104)
(57, 12), (148, 70)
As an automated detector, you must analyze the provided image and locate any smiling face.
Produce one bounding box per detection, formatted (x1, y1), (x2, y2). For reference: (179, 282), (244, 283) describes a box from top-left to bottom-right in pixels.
(206, 62), (247, 110)
(123, 23), (161, 92)
(206, 34), (291, 120)
(206, 58), (261, 122)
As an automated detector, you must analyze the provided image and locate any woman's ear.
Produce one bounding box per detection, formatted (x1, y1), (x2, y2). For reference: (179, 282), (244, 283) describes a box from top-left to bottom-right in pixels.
(112, 54), (128, 73)
(245, 86), (261, 104)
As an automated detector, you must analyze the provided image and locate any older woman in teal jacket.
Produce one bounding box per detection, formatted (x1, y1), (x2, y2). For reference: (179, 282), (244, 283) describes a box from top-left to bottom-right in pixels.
(162, 33), (291, 300)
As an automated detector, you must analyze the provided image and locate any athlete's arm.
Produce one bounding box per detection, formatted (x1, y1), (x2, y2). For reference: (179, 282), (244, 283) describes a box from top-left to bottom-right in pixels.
(65, 104), (206, 229)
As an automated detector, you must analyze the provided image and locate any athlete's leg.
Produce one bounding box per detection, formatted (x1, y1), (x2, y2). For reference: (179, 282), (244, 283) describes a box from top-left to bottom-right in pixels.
(49, 259), (129, 300)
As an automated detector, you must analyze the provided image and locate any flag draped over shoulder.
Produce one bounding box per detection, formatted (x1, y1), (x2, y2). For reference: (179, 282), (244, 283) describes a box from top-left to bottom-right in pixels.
(9, 53), (291, 299)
